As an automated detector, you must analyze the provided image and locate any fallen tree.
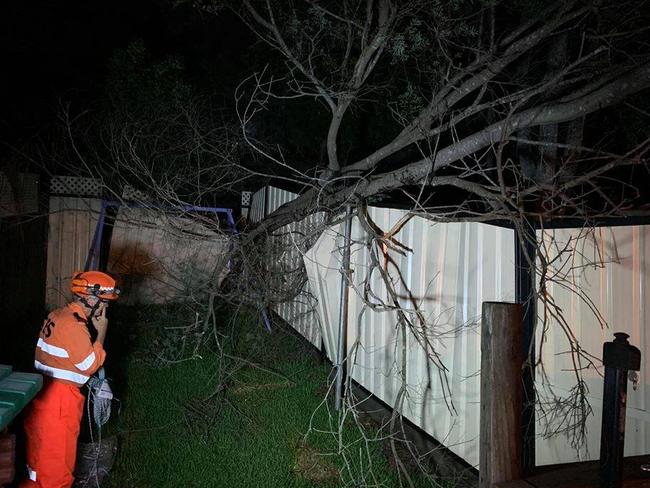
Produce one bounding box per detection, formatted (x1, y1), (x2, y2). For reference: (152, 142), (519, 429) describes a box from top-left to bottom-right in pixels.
(213, 0), (650, 239)
(41, 1), (650, 484)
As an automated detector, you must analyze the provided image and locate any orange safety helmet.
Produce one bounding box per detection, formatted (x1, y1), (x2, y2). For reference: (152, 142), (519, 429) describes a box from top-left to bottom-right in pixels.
(71, 271), (120, 301)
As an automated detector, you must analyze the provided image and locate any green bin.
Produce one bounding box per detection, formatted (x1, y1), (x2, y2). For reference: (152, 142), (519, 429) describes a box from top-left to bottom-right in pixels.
(0, 364), (42, 431)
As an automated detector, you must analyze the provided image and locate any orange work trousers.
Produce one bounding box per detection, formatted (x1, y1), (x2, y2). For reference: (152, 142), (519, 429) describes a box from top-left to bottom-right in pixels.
(20, 379), (84, 488)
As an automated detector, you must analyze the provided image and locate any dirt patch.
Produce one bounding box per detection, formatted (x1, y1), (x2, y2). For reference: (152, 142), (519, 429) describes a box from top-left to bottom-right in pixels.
(293, 442), (339, 485)
(381, 437), (422, 473)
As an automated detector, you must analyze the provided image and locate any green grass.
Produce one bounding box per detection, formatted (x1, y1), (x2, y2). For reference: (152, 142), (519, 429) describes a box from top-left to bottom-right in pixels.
(103, 304), (435, 488)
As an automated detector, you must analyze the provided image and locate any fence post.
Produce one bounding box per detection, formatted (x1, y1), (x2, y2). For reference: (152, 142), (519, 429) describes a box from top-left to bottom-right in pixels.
(480, 301), (524, 488)
(334, 205), (353, 411)
(515, 221), (537, 472)
(599, 332), (641, 488)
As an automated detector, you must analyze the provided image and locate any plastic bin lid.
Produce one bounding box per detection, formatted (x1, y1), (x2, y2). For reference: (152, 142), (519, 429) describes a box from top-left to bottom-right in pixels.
(0, 364), (42, 430)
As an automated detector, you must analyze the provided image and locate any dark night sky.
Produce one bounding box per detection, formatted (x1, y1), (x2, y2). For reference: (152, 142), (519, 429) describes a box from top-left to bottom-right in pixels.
(0, 1), (249, 154)
(2, 3), (648, 209)
(2, 2), (142, 142)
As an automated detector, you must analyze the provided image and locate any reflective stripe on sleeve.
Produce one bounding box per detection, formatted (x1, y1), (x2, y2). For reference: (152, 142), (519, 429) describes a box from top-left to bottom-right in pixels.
(74, 351), (97, 371)
(36, 338), (70, 358)
(34, 360), (89, 385)
(27, 465), (37, 481)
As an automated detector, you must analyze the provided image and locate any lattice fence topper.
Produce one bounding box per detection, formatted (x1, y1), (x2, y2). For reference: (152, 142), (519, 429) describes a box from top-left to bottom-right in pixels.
(241, 191), (252, 207)
(50, 176), (102, 197)
(121, 184), (151, 203)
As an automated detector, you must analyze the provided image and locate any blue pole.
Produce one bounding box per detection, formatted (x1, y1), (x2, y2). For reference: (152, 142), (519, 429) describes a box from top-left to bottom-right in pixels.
(84, 201), (106, 271)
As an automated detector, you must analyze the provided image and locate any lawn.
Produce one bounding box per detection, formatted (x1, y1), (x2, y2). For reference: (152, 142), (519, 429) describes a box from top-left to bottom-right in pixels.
(100, 304), (436, 488)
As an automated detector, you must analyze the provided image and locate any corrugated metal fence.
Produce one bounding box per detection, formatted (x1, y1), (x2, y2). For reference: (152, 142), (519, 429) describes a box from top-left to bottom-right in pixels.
(252, 186), (515, 465)
(252, 185), (650, 469)
(535, 226), (650, 465)
(306, 210), (515, 467)
(250, 186), (324, 347)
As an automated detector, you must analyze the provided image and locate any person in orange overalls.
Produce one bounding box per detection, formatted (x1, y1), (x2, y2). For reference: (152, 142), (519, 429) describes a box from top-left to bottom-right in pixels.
(20, 271), (120, 488)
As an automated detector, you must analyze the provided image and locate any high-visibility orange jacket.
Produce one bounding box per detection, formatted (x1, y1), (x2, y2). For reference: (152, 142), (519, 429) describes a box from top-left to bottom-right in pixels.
(20, 303), (106, 488)
(33, 302), (106, 386)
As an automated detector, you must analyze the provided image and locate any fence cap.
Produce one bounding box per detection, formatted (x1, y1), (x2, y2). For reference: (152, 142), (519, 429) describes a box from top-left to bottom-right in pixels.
(603, 333), (641, 371)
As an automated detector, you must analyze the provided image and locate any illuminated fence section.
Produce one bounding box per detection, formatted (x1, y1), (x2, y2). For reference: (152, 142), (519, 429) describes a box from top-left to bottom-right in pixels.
(252, 187), (516, 466)
(251, 186), (650, 468)
(305, 210), (516, 467)
(349, 211), (515, 467)
(535, 225), (650, 465)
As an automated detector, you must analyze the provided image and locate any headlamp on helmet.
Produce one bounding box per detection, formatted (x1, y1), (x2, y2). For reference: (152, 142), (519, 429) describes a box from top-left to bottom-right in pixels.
(71, 271), (120, 301)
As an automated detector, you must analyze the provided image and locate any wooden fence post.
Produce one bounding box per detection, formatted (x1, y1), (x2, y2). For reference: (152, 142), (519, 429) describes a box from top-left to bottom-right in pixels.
(480, 301), (524, 488)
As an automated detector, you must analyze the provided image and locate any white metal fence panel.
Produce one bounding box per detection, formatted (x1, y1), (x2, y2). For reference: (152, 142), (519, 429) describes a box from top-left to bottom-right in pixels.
(304, 224), (343, 359)
(305, 207), (516, 467)
(46, 197), (102, 309)
(249, 185), (300, 224)
(249, 185), (324, 347)
(249, 188), (266, 224)
(299, 207), (650, 467)
(267, 186), (297, 217)
(535, 225), (650, 465)
(274, 211), (326, 347)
